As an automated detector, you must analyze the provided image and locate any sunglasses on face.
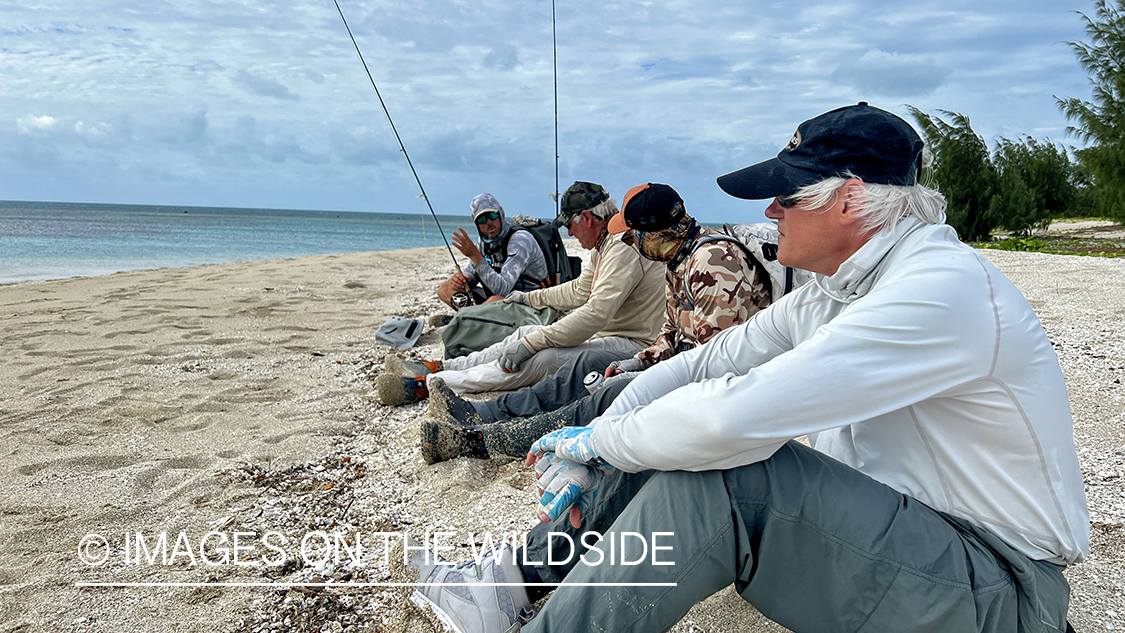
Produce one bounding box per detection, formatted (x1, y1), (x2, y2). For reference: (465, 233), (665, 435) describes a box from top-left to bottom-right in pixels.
(621, 228), (638, 246)
(776, 192), (801, 208)
(475, 210), (501, 225)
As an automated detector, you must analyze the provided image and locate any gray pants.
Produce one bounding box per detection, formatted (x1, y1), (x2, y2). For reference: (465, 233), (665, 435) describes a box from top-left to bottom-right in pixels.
(523, 441), (1071, 633)
(481, 377), (631, 458)
(474, 349), (634, 458)
(477, 348), (634, 421)
(434, 327), (641, 394)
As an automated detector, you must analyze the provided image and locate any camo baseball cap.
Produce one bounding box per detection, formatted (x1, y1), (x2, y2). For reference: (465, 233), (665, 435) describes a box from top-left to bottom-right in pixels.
(557, 181), (610, 226)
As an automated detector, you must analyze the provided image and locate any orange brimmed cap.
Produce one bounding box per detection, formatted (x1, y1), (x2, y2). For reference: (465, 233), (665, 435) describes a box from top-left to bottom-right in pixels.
(609, 183), (683, 234)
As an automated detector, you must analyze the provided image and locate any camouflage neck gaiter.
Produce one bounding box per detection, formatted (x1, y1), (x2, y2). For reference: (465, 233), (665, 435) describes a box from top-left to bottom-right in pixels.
(637, 216), (698, 263)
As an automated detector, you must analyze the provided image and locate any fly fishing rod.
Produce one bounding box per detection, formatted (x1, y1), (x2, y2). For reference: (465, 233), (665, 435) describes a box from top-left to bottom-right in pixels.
(551, 0), (559, 217)
(331, 0), (473, 308)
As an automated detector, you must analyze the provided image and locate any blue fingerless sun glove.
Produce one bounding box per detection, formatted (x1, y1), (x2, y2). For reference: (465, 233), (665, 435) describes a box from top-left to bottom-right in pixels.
(530, 426), (613, 471)
(534, 452), (606, 521)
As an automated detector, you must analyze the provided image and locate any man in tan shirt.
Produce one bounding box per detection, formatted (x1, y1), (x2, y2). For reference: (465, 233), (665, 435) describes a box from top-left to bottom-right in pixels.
(378, 181), (665, 406)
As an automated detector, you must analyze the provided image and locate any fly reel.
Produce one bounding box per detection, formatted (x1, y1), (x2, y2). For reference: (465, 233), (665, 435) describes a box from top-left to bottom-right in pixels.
(450, 291), (473, 311)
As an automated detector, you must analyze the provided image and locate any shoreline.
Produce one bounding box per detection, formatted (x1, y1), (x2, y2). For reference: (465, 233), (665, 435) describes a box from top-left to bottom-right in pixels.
(0, 249), (451, 288)
(6, 217), (1121, 287)
(0, 200), (475, 287)
(0, 246), (1121, 632)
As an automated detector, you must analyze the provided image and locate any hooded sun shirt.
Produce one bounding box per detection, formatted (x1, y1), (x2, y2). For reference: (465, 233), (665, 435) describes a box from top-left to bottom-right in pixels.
(521, 230), (666, 353)
(464, 193), (549, 297)
(589, 217), (1089, 566)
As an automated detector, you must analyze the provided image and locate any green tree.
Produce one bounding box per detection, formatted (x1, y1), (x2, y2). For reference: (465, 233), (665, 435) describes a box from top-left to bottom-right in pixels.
(1067, 163), (1099, 218)
(906, 107), (999, 241)
(990, 138), (1080, 235)
(1057, 0), (1125, 221)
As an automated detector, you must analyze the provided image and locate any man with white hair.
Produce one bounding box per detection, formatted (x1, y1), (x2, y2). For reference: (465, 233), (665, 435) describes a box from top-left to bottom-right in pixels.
(413, 103), (1089, 633)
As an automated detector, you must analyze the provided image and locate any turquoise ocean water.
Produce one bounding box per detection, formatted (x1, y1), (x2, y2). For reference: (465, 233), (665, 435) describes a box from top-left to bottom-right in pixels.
(0, 200), (474, 285)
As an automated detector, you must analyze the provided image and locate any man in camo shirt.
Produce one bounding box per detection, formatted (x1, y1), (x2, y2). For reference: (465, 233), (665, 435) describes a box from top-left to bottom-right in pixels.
(630, 183), (771, 368)
(422, 182), (773, 464)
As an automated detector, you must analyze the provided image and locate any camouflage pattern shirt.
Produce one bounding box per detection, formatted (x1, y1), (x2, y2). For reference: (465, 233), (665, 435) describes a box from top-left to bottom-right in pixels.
(637, 228), (772, 367)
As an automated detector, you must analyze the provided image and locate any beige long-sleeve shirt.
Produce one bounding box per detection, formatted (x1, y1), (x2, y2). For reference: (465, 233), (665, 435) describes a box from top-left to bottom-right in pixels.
(521, 231), (665, 353)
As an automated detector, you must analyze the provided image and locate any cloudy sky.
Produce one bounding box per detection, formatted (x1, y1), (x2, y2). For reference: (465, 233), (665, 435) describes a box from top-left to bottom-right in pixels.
(0, 0), (1098, 223)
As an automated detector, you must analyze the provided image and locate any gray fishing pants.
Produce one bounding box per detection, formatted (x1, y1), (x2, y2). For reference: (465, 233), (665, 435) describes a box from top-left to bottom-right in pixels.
(434, 327), (641, 394)
(481, 376), (632, 458)
(476, 348), (634, 421)
(523, 441), (1071, 633)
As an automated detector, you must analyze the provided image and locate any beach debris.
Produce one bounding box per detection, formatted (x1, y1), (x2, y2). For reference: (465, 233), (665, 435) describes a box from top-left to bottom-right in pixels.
(217, 342), (545, 632)
(207, 515), (233, 530)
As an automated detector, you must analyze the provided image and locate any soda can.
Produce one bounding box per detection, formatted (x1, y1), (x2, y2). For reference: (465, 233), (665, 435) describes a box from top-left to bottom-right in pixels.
(583, 370), (604, 394)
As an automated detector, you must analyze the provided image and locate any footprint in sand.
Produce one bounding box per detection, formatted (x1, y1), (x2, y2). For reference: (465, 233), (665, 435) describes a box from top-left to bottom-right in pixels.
(134, 456), (214, 499)
(16, 454), (140, 476)
(167, 414), (222, 433)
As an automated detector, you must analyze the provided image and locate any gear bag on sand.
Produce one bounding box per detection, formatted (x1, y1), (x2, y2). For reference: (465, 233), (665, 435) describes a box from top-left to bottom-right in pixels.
(441, 301), (560, 359)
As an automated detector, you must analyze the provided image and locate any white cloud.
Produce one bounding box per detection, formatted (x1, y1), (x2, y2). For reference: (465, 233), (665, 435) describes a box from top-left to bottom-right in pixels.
(16, 115), (59, 133)
(74, 121), (111, 137)
(0, 0), (1100, 220)
(832, 49), (950, 97)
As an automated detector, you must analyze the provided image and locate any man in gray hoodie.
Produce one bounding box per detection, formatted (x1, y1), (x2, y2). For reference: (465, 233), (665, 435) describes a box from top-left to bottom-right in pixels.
(436, 192), (549, 307)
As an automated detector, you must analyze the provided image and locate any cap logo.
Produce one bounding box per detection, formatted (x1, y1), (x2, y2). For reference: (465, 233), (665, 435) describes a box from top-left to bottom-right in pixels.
(785, 130), (802, 152)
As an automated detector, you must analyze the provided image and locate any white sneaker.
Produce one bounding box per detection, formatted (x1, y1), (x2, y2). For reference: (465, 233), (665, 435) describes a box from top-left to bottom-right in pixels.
(411, 545), (535, 633)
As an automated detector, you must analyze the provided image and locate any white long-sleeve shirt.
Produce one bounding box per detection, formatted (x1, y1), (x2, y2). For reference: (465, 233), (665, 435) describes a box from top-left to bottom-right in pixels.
(591, 217), (1089, 565)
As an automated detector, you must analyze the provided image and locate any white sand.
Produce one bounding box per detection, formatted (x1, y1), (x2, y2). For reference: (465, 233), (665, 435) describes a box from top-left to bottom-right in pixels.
(0, 244), (1121, 633)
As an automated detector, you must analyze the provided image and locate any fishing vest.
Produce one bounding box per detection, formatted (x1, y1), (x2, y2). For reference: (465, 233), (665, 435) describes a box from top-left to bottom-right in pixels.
(480, 227), (518, 268)
(478, 228), (550, 295)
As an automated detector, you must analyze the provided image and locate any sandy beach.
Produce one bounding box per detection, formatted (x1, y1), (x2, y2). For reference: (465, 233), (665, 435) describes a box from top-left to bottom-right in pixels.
(0, 241), (1122, 633)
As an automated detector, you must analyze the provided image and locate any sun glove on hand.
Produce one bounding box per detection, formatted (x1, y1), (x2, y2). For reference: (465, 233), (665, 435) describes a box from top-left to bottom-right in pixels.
(530, 426), (613, 471)
(504, 290), (528, 306)
(532, 452), (606, 524)
(498, 340), (534, 373)
(606, 357), (646, 376)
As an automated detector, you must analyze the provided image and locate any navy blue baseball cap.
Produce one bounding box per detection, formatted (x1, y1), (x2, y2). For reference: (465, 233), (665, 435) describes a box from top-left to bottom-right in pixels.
(717, 102), (925, 200)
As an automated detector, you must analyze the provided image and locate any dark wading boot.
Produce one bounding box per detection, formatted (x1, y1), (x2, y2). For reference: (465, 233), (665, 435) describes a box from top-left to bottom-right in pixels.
(427, 377), (491, 426)
(420, 418), (488, 465)
(480, 398), (587, 459)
